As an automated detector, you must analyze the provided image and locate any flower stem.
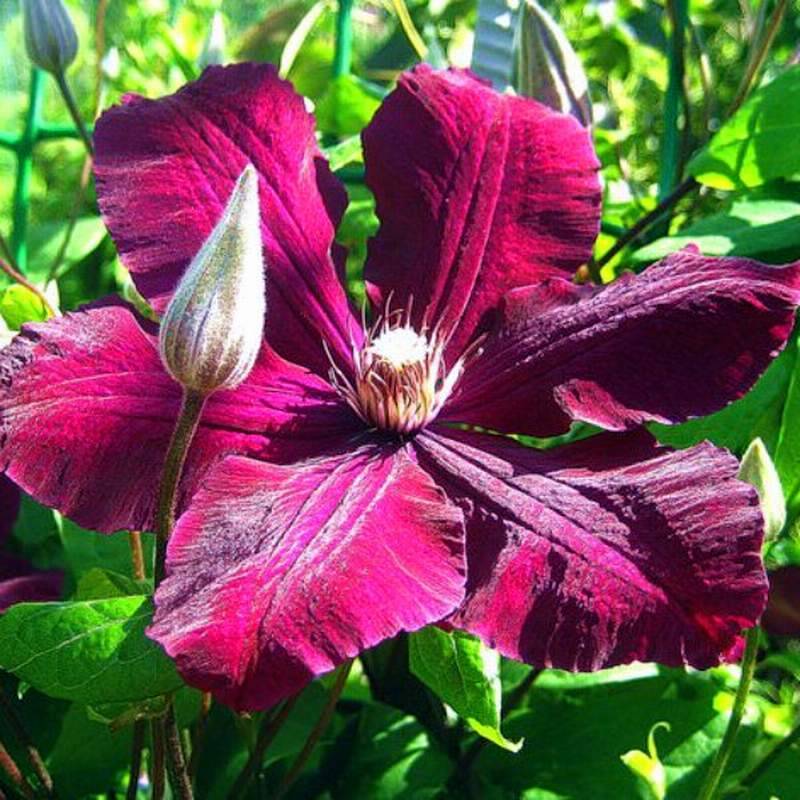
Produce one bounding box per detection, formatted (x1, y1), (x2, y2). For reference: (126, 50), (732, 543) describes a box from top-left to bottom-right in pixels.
(0, 686), (54, 796)
(697, 626), (761, 800)
(53, 70), (93, 157)
(154, 389), (206, 585)
(125, 720), (145, 800)
(163, 705), (193, 800)
(0, 739), (35, 799)
(150, 720), (166, 800)
(275, 661), (353, 798)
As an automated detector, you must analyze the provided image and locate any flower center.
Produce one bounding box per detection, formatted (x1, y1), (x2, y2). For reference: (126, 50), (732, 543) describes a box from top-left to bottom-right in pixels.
(327, 306), (471, 435)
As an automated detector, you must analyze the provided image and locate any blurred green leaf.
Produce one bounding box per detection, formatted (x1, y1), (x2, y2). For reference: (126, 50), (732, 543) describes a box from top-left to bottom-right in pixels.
(409, 627), (521, 752)
(632, 195), (800, 263)
(688, 67), (800, 190)
(324, 134), (364, 172)
(0, 283), (51, 328)
(0, 596), (181, 704)
(27, 216), (107, 281)
(75, 567), (149, 600)
(316, 74), (383, 136)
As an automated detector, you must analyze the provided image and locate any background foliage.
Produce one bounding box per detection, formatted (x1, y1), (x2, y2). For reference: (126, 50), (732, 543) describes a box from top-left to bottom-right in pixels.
(2, 0), (800, 798)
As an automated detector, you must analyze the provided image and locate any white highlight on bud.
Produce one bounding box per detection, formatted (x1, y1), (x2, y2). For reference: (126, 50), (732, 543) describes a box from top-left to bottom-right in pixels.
(159, 164), (265, 395)
(738, 438), (786, 542)
(198, 12), (227, 69)
(22, 0), (78, 75)
(513, 0), (592, 127)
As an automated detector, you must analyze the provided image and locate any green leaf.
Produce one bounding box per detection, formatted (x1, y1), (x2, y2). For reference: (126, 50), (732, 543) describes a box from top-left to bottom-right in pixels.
(631, 195), (800, 263)
(688, 66), (800, 190)
(59, 519), (154, 581)
(48, 703), (132, 798)
(0, 284), (52, 329)
(408, 627), (522, 752)
(75, 567), (150, 600)
(316, 75), (383, 137)
(323, 134), (364, 172)
(0, 596), (182, 704)
(27, 216), (107, 282)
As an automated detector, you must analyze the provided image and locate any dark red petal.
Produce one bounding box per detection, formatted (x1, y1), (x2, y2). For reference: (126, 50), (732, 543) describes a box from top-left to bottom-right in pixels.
(0, 475), (20, 543)
(149, 443), (466, 711)
(362, 65), (600, 359)
(415, 427), (766, 671)
(94, 63), (356, 374)
(448, 249), (800, 436)
(0, 559), (62, 612)
(0, 300), (358, 533)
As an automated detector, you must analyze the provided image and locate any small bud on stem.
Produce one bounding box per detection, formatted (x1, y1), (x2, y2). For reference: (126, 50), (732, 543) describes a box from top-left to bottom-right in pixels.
(513, 0), (592, 127)
(738, 437), (786, 542)
(159, 164), (266, 396)
(22, 0), (78, 75)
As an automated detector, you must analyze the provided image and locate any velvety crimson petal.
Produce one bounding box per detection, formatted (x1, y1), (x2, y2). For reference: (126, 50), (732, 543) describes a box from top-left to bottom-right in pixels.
(94, 63), (356, 374)
(0, 301), (359, 533)
(447, 249), (800, 436)
(415, 427), (766, 671)
(0, 557), (62, 612)
(0, 475), (20, 542)
(362, 65), (600, 359)
(149, 442), (466, 711)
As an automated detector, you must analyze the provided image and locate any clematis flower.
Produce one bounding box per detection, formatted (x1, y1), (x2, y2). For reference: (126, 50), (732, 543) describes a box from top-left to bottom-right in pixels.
(1, 64), (799, 710)
(0, 476), (62, 612)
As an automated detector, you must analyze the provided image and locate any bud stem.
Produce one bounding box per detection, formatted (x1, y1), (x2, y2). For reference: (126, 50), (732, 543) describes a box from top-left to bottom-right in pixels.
(53, 70), (93, 156)
(154, 388), (206, 586)
(696, 626), (761, 800)
(152, 388), (206, 800)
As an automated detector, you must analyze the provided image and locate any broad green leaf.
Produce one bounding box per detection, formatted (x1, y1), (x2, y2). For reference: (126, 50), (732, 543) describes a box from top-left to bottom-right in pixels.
(75, 567), (149, 600)
(688, 67), (800, 190)
(0, 283), (52, 329)
(473, 670), (757, 800)
(316, 74), (383, 137)
(631, 196), (800, 263)
(329, 704), (453, 800)
(0, 596), (181, 704)
(48, 703), (131, 798)
(409, 627), (521, 752)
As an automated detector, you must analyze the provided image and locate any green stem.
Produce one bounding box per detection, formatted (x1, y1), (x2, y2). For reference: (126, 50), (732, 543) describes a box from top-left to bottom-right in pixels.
(163, 705), (193, 800)
(332, 0), (354, 79)
(275, 661), (353, 798)
(154, 389), (206, 585)
(655, 0), (688, 237)
(125, 720), (145, 800)
(53, 71), (93, 156)
(11, 69), (44, 269)
(697, 627), (760, 800)
(150, 720), (166, 800)
(226, 694), (300, 799)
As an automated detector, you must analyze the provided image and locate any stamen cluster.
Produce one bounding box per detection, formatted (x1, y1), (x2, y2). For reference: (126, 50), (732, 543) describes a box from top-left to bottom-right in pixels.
(328, 305), (466, 435)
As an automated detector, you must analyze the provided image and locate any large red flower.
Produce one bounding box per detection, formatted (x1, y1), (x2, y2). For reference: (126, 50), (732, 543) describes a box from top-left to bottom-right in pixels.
(1, 64), (798, 710)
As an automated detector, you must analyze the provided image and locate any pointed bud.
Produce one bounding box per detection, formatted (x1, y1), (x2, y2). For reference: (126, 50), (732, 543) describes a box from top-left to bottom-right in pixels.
(739, 438), (786, 542)
(159, 165), (265, 395)
(22, 0), (78, 75)
(621, 722), (670, 800)
(513, 0), (592, 127)
(198, 12), (227, 69)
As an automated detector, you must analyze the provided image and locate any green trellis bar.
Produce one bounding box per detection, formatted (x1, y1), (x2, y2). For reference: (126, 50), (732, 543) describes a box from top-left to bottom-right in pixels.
(0, 68), (91, 271)
(333, 0), (355, 79)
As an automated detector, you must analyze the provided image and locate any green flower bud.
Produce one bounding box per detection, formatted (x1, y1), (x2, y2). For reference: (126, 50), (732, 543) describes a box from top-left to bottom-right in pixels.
(513, 0), (592, 127)
(159, 164), (265, 395)
(620, 722), (670, 800)
(22, 0), (78, 75)
(198, 12), (226, 69)
(738, 438), (786, 542)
